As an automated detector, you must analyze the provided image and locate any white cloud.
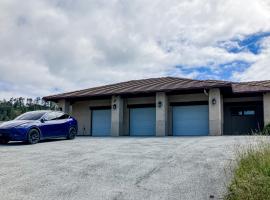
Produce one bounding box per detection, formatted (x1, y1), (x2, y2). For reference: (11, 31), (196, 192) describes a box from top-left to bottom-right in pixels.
(233, 37), (270, 81)
(0, 0), (270, 99)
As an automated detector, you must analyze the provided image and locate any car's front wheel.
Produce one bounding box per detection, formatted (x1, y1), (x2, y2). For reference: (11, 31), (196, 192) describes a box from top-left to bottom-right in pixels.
(67, 127), (77, 140)
(0, 138), (9, 144)
(28, 129), (40, 144)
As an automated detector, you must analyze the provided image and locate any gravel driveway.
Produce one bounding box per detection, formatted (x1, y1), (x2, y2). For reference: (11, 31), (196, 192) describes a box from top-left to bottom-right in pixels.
(0, 136), (255, 200)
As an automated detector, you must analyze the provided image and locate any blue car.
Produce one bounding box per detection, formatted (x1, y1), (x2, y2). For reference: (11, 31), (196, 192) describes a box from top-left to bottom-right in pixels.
(0, 110), (78, 144)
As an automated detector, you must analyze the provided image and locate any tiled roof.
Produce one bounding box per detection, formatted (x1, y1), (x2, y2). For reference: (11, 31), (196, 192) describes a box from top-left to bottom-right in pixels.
(245, 80), (270, 87)
(232, 80), (270, 93)
(43, 77), (270, 101)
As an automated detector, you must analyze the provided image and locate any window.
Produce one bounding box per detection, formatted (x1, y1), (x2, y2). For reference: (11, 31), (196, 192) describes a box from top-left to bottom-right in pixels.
(243, 110), (256, 116)
(231, 108), (243, 116)
(231, 107), (256, 116)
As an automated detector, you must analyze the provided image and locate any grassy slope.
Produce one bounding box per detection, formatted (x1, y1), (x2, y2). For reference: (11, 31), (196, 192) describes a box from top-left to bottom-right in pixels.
(225, 141), (270, 200)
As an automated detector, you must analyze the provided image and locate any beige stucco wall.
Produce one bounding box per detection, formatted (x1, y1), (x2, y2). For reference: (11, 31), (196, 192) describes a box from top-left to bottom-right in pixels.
(156, 92), (168, 136)
(56, 90), (267, 137)
(264, 93), (270, 126)
(57, 100), (65, 111)
(72, 99), (111, 135)
(70, 93), (214, 136)
(60, 96), (156, 136)
(168, 93), (208, 103)
(111, 96), (124, 137)
(123, 100), (129, 136)
(126, 96), (155, 105)
(209, 89), (223, 136)
(57, 99), (71, 114)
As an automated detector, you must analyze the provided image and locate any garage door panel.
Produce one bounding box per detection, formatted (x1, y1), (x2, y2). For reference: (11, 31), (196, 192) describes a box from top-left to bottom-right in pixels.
(175, 120), (208, 129)
(173, 105), (209, 136)
(224, 103), (264, 135)
(92, 109), (111, 136)
(130, 107), (156, 136)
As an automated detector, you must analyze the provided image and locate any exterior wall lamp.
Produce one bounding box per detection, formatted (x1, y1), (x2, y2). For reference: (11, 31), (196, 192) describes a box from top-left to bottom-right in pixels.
(158, 101), (163, 108)
(212, 98), (217, 105)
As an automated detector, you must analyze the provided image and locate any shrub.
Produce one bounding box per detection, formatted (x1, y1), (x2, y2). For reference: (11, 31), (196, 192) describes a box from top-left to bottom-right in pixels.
(262, 123), (270, 135)
(225, 141), (270, 200)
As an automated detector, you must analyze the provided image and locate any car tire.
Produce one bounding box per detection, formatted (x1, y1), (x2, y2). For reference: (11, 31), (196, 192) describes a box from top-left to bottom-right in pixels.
(67, 127), (77, 140)
(28, 129), (40, 144)
(0, 138), (9, 144)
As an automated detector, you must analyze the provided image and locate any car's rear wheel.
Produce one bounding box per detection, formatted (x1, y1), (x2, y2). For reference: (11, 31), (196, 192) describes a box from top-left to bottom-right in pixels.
(67, 127), (77, 140)
(28, 129), (40, 144)
(0, 138), (9, 144)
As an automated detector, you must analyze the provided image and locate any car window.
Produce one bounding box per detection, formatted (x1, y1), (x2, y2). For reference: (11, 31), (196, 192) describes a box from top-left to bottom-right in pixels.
(57, 114), (70, 119)
(44, 112), (69, 121)
(53, 112), (70, 120)
(54, 112), (64, 119)
(15, 111), (47, 120)
(43, 112), (57, 121)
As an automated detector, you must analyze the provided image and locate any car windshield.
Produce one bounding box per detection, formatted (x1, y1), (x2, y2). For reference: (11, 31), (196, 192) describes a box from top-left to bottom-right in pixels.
(15, 111), (47, 120)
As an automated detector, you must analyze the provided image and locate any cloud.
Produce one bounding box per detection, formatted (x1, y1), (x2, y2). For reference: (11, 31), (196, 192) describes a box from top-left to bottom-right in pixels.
(0, 0), (270, 99)
(233, 37), (270, 81)
(218, 32), (270, 54)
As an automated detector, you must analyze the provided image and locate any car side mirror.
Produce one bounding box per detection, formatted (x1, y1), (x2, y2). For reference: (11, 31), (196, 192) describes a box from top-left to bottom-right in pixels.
(40, 118), (45, 123)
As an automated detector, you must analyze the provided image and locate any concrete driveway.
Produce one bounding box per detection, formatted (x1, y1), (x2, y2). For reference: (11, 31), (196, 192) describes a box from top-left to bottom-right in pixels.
(0, 136), (254, 200)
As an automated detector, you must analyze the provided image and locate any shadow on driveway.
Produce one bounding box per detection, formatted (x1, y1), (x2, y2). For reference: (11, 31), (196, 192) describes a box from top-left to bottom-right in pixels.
(0, 138), (66, 146)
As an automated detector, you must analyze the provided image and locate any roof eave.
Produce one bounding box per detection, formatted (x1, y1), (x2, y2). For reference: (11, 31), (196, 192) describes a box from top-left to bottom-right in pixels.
(232, 90), (270, 94)
(43, 84), (231, 101)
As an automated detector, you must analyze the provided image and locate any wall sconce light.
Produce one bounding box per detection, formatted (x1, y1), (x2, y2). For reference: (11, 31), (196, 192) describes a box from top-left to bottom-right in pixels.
(113, 104), (117, 110)
(212, 98), (216, 105)
(158, 101), (163, 108)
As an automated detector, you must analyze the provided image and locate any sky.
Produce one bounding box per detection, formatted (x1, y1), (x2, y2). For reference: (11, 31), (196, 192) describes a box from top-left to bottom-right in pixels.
(0, 0), (270, 99)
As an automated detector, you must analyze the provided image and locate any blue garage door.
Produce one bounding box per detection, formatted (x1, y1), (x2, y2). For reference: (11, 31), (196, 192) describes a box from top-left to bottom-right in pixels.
(92, 109), (111, 136)
(130, 107), (156, 136)
(173, 105), (209, 136)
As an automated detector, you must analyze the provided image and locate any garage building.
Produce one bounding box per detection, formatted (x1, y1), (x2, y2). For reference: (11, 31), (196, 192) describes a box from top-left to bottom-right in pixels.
(43, 77), (270, 136)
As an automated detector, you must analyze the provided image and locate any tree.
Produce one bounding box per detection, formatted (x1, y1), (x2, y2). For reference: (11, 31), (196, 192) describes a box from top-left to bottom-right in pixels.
(0, 97), (59, 121)
(26, 98), (33, 106)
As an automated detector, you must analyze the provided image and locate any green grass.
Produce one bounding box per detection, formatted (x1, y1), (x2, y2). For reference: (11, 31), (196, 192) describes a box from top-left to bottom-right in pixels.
(225, 139), (270, 200)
